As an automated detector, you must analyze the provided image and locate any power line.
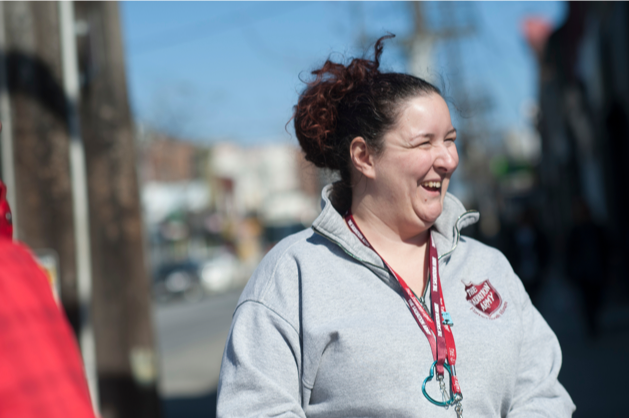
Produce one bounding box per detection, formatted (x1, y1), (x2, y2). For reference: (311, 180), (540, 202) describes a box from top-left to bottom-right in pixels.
(128, 3), (311, 56)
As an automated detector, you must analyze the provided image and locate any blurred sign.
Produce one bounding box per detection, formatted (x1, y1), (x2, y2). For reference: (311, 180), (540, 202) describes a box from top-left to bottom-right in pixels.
(33, 249), (61, 305)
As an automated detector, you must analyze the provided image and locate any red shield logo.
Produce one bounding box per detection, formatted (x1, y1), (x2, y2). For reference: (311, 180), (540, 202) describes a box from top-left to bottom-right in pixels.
(464, 280), (503, 318)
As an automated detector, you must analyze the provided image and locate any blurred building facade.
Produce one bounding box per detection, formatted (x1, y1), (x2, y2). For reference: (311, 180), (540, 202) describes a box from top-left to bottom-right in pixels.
(535, 2), (629, 278)
(136, 129), (321, 295)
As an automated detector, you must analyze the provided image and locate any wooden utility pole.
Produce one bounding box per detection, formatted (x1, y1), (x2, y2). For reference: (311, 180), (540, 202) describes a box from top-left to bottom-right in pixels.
(408, 2), (437, 81)
(73, 2), (160, 418)
(1, 2), (80, 326)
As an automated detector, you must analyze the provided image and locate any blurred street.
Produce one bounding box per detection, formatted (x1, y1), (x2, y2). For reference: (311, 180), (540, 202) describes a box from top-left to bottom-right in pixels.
(155, 288), (243, 418)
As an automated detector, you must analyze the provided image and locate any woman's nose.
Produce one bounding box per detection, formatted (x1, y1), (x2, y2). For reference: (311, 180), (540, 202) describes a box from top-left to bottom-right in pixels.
(434, 144), (459, 173)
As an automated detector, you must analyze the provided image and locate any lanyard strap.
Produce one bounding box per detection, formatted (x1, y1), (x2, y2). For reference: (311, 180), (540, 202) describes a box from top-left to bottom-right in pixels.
(429, 238), (461, 395)
(344, 212), (461, 396)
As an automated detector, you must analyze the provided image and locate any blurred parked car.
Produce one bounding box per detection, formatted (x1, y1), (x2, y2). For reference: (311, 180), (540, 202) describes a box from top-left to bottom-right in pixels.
(199, 250), (239, 294)
(152, 249), (242, 303)
(152, 261), (204, 303)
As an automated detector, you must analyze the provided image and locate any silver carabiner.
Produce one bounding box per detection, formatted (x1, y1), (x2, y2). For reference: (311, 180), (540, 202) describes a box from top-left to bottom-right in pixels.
(437, 375), (450, 409)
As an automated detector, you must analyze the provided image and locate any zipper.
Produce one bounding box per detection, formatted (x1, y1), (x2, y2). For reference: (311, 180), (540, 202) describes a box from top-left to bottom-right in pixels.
(438, 209), (479, 261)
(412, 270), (431, 314)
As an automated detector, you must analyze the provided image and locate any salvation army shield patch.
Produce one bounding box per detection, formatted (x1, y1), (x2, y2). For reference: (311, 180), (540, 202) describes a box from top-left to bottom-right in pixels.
(463, 279), (507, 319)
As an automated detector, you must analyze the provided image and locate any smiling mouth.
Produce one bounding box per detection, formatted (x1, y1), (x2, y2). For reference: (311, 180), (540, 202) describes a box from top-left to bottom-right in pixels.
(421, 180), (442, 192)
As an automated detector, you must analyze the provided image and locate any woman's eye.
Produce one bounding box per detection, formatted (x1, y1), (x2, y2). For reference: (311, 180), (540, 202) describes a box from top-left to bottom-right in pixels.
(408, 141), (428, 149)
(446, 137), (456, 143)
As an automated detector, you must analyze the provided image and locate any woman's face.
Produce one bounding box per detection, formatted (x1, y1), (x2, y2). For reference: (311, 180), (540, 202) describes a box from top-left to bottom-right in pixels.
(370, 93), (459, 234)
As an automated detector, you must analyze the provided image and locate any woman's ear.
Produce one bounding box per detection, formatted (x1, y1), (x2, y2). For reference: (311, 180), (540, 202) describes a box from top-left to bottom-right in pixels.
(349, 137), (376, 179)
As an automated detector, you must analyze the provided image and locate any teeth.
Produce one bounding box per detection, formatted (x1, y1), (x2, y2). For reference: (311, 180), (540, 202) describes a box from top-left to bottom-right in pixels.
(422, 181), (441, 188)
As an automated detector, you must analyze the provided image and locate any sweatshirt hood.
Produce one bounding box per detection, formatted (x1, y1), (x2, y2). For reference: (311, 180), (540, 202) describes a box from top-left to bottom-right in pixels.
(311, 184), (479, 286)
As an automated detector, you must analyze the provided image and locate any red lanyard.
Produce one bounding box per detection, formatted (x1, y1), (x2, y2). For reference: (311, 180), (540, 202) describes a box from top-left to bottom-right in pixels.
(345, 212), (461, 396)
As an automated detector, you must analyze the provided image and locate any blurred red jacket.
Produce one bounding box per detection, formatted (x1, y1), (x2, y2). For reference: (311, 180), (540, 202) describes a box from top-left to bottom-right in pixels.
(0, 237), (96, 418)
(0, 180), (95, 417)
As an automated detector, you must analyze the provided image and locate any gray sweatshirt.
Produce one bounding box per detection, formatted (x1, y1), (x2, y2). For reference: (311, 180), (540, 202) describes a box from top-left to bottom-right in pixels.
(217, 186), (575, 417)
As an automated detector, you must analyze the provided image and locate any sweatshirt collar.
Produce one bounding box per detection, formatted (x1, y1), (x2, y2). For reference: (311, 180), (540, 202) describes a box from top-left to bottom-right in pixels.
(311, 184), (479, 273)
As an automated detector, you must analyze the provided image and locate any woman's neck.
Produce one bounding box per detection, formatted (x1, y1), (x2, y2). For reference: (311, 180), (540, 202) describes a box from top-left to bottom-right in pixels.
(352, 190), (430, 295)
(350, 193), (431, 248)
(352, 199), (430, 265)
(349, 194), (432, 294)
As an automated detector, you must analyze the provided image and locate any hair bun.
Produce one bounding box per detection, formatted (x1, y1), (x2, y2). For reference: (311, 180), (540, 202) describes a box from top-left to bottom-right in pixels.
(293, 34), (394, 169)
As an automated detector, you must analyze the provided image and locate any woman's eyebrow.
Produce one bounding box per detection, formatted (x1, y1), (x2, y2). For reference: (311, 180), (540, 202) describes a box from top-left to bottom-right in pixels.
(411, 128), (457, 140)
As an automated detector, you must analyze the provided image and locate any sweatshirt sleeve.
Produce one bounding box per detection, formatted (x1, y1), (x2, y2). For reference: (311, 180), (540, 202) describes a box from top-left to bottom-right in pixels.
(507, 279), (575, 417)
(217, 300), (306, 418)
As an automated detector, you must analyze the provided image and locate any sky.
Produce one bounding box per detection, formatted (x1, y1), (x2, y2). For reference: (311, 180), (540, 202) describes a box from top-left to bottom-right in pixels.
(120, 1), (566, 146)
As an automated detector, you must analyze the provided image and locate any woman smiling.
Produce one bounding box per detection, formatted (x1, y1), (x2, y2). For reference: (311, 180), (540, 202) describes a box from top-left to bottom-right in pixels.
(217, 35), (574, 418)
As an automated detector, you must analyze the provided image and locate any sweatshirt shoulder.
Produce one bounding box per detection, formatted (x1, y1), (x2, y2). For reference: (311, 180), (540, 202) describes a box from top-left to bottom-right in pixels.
(457, 235), (512, 268)
(451, 235), (519, 289)
(235, 228), (323, 321)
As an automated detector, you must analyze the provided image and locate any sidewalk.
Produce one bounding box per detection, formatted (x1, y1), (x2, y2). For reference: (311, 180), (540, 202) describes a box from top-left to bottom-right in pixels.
(536, 268), (629, 418)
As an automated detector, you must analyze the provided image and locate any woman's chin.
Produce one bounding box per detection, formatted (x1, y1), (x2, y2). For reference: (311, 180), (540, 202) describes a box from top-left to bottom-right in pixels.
(415, 207), (443, 226)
